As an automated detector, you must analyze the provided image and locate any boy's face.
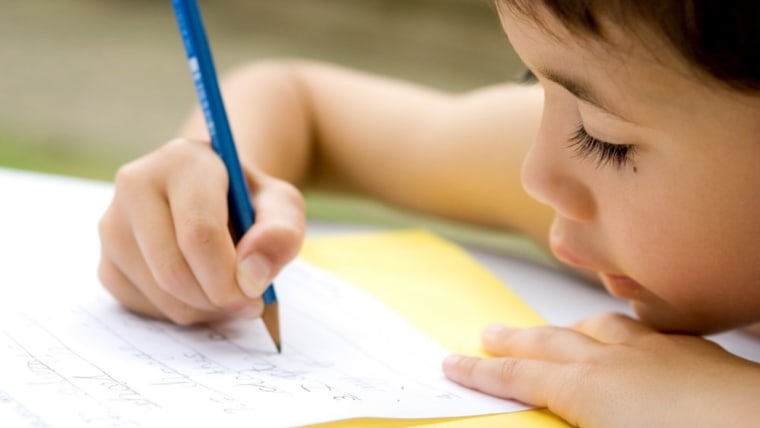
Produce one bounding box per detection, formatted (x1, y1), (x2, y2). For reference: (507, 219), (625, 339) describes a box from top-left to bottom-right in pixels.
(500, 7), (760, 334)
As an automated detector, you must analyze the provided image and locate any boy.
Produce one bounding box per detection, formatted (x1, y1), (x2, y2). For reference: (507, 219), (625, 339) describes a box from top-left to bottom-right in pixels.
(98, 1), (760, 425)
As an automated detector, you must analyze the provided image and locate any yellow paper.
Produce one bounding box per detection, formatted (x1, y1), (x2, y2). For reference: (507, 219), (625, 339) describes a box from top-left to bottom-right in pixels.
(299, 230), (569, 428)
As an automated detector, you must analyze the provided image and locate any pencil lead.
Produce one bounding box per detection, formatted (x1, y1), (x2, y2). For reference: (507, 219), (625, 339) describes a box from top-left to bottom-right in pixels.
(261, 302), (281, 353)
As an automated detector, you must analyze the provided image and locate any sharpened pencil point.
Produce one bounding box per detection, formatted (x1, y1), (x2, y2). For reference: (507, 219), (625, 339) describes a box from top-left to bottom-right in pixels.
(261, 301), (281, 353)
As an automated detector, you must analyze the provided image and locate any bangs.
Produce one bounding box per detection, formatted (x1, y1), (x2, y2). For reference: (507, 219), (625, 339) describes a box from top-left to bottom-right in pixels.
(495, 0), (760, 92)
(497, 0), (611, 38)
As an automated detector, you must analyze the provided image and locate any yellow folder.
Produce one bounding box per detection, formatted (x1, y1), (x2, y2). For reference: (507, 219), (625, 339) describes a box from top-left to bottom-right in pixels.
(299, 230), (569, 427)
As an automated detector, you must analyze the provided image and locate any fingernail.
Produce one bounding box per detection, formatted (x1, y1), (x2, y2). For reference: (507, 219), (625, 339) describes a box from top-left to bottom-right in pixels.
(483, 324), (507, 341)
(442, 354), (463, 370)
(237, 253), (271, 298)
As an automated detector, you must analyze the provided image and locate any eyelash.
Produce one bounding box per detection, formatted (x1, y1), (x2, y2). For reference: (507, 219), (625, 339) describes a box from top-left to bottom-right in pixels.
(568, 124), (635, 169)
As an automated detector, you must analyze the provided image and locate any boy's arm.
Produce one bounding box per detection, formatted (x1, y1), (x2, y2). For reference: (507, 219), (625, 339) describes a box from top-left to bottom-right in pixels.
(181, 60), (553, 244)
(98, 59), (554, 324)
(444, 313), (760, 427)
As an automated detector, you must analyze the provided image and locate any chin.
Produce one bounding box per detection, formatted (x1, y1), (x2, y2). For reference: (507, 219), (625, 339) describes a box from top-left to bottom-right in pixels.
(632, 302), (740, 336)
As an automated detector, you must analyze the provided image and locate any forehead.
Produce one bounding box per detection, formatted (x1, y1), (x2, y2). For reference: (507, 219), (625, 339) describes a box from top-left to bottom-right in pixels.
(497, 5), (699, 123)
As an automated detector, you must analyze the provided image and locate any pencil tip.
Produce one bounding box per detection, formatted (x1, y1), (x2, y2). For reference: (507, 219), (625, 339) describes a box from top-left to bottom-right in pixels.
(261, 302), (281, 353)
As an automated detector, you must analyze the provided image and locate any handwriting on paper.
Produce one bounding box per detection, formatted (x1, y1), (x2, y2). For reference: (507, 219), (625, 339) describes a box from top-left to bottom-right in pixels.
(0, 261), (526, 427)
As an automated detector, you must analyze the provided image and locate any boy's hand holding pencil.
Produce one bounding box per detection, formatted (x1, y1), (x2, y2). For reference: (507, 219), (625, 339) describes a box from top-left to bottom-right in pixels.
(98, 137), (304, 326)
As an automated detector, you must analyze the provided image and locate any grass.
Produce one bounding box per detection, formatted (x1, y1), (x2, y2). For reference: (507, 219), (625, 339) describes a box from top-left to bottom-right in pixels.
(0, 128), (123, 181)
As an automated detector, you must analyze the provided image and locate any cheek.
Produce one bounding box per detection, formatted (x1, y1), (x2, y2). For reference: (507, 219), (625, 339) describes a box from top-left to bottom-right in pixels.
(607, 179), (760, 327)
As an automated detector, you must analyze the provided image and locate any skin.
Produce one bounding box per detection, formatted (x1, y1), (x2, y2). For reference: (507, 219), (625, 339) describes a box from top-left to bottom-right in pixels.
(498, 6), (760, 335)
(97, 3), (760, 427)
(442, 5), (760, 427)
(99, 62), (550, 323)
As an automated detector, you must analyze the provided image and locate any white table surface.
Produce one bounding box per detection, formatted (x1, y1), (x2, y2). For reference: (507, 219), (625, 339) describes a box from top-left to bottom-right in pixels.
(1, 167), (758, 362)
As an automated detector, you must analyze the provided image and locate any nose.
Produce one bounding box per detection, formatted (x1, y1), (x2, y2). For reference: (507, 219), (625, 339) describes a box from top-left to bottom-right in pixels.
(521, 116), (596, 223)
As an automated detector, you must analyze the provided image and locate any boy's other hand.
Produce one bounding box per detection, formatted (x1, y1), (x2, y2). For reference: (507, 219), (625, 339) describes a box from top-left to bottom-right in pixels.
(97, 138), (305, 324)
(443, 312), (760, 428)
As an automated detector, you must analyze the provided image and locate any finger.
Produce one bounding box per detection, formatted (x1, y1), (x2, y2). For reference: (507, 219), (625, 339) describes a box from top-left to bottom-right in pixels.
(98, 255), (163, 320)
(571, 312), (654, 344)
(482, 324), (602, 362)
(236, 174), (305, 297)
(443, 354), (563, 408)
(99, 204), (225, 325)
(164, 147), (249, 310)
(99, 257), (236, 324)
(126, 189), (216, 311)
(115, 152), (218, 310)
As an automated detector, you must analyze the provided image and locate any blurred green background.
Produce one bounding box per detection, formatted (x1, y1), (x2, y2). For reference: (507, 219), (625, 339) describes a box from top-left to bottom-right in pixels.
(0, 0), (524, 179)
(1, 0), (549, 260)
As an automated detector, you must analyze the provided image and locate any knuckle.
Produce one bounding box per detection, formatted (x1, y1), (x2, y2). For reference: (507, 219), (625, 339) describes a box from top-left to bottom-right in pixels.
(523, 326), (552, 343)
(164, 137), (191, 149)
(204, 286), (241, 310)
(276, 180), (305, 208)
(164, 303), (209, 326)
(263, 178), (305, 219)
(266, 218), (306, 258)
(113, 161), (146, 194)
(97, 262), (138, 311)
(498, 358), (520, 384)
(177, 216), (225, 254)
(160, 138), (221, 171)
(97, 210), (115, 242)
(247, 223), (305, 272)
(160, 137), (198, 157)
(511, 326), (558, 349)
(151, 255), (188, 295)
(97, 260), (118, 290)
(575, 312), (631, 334)
(273, 223), (306, 259)
(98, 215), (138, 270)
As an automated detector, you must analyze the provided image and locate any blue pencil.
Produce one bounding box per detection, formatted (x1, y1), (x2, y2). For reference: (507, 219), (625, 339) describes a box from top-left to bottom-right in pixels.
(171, 0), (280, 352)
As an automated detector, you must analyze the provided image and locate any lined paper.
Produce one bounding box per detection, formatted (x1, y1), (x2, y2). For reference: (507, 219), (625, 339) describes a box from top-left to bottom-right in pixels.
(0, 261), (526, 427)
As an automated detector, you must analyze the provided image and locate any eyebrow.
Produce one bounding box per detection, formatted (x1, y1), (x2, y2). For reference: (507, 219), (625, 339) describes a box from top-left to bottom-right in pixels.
(537, 67), (632, 123)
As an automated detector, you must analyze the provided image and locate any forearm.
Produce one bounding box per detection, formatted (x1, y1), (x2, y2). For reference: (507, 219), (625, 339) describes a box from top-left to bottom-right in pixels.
(179, 60), (315, 186)
(179, 59), (455, 191)
(179, 59), (553, 242)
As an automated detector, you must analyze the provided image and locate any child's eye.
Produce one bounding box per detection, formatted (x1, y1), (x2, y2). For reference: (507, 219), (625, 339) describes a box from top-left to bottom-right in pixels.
(568, 123), (635, 169)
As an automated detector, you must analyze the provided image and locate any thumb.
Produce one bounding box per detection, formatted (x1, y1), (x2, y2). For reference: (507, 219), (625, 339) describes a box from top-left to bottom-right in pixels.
(235, 177), (305, 298)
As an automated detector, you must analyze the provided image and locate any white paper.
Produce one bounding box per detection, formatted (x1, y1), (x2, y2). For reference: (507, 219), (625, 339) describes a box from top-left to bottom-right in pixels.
(0, 260), (526, 428)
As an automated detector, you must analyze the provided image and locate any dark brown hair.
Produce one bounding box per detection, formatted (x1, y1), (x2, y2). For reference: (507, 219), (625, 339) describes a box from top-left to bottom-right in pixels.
(499, 0), (759, 92)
